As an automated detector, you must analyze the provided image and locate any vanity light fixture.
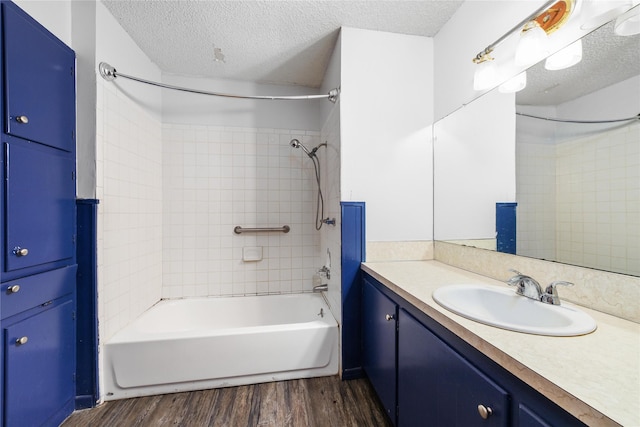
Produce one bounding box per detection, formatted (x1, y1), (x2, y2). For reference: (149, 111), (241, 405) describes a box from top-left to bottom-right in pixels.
(515, 0), (576, 66)
(473, 0), (575, 90)
(545, 38), (583, 70)
(472, 0), (559, 65)
(614, 4), (640, 35)
(515, 20), (550, 67)
(499, 71), (527, 93)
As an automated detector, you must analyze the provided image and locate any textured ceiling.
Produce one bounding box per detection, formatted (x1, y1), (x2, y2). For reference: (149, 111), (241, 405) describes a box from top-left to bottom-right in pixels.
(101, 0), (464, 88)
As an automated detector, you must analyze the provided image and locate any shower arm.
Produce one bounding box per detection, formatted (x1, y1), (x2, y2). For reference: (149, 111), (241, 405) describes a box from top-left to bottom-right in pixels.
(99, 62), (339, 103)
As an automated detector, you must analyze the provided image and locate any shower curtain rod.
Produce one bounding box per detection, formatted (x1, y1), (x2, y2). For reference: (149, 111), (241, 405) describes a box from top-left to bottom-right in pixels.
(516, 112), (640, 124)
(98, 62), (339, 103)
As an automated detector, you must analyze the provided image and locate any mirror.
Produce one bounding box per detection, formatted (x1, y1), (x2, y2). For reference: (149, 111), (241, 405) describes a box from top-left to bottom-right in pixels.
(434, 18), (640, 277)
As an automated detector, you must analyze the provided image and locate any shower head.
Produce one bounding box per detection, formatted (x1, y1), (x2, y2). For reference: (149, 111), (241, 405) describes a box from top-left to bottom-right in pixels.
(289, 139), (301, 149)
(290, 138), (313, 157)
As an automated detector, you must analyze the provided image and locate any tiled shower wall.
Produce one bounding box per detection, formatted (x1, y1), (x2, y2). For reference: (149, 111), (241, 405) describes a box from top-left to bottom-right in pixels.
(96, 80), (163, 341)
(517, 121), (639, 276)
(516, 142), (556, 260)
(556, 122), (639, 276)
(161, 124), (323, 298)
(319, 101), (342, 320)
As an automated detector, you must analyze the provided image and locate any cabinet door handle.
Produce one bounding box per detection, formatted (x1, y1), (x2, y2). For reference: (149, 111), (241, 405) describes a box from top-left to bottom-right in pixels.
(7, 285), (21, 294)
(13, 247), (29, 257)
(477, 404), (493, 419)
(16, 336), (28, 346)
(16, 115), (29, 124)
(385, 314), (394, 321)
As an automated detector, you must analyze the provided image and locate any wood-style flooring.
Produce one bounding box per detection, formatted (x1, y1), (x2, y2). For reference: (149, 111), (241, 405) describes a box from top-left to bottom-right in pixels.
(61, 376), (391, 427)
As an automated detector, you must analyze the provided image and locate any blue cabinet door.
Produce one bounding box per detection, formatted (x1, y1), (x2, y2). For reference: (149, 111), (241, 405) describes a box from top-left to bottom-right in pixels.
(2, 2), (76, 153)
(362, 279), (398, 424)
(4, 142), (75, 272)
(4, 299), (75, 427)
(398, 308), (509, 427)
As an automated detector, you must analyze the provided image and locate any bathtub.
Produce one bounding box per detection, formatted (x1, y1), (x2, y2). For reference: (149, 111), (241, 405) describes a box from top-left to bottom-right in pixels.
(103, 293), (339, 400)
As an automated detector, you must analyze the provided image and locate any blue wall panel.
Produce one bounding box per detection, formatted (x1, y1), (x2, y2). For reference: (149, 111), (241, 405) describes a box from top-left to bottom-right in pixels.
(340, 202), (365, 379)
(75, 199), (99, 409)
(496, 202), (517, 254)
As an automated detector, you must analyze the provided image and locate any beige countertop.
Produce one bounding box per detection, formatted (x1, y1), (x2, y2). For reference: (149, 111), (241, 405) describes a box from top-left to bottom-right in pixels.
(361, 260), (640, 427)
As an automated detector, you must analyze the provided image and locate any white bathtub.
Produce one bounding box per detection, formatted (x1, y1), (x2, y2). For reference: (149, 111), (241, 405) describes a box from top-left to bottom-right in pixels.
(103, 293), (339, 400)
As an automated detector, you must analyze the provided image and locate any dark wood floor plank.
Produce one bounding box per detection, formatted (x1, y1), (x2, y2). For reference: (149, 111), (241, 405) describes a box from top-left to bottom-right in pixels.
(62, 376), (389, 427)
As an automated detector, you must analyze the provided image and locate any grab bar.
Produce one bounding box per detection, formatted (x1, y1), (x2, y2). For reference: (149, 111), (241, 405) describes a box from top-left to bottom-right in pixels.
(234, 225), (290, 234)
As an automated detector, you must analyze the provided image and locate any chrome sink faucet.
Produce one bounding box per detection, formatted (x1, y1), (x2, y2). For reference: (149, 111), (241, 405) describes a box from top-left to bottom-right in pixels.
(506, 269), (543, 300)
(506, 270), (574, 305)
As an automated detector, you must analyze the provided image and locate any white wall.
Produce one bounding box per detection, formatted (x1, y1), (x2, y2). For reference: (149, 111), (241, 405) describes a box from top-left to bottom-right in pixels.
(558, 75), (640, 121)
(340, 27), (434, 242)
(434, 89), (516, 241)
(161, 74), (321, 130)
(14, 0), (71, 46)
(320, 31), (341, 128)
(71, 1), (97, 199)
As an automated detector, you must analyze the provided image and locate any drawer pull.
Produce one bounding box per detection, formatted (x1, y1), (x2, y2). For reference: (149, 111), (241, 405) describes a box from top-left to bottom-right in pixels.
(16, 115), (29, 124)
(7, 285), (21, 294)
(16, 336), (28, 346)
(385, 314), (394, 321)
(477, 404), (493, 419)
(13, 247), (29, 257)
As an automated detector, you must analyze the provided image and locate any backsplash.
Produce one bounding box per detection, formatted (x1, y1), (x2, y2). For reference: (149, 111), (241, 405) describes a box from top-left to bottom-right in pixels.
(435, 241), (640, 323)
(366, 241), (434, 262)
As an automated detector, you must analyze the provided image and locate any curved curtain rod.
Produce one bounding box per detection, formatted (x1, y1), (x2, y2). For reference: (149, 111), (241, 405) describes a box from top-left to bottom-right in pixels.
(98, 62), (339, 103)
(516, 111), (640, 124)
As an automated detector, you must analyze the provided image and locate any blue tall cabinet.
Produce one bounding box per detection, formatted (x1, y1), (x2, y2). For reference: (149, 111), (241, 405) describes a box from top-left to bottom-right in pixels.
(0, 2), (77, 426)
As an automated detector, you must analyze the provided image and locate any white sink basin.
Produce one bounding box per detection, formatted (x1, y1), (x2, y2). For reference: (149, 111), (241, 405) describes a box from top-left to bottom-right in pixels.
(432, 284), (597, 336)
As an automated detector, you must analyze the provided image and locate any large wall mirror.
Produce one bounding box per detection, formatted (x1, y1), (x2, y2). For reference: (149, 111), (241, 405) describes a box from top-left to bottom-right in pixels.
(434, 15), (640, 277)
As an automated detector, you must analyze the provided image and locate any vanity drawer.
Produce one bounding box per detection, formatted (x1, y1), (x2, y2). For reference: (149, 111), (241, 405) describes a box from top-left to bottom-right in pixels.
(1, 265), (76, 319)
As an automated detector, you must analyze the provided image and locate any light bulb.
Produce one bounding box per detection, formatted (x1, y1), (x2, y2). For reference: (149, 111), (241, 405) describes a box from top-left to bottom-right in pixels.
(473, 60), (498, 91)
(545, 39), (583, 70)
(515, 23), (550, 68)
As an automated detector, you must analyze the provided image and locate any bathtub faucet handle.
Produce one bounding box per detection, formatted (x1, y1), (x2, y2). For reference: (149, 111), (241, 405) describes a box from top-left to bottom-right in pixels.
(318, 266), (330, 280)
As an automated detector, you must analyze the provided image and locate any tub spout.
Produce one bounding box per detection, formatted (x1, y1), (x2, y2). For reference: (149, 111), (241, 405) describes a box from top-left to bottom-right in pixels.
(313, 284), (328, 292)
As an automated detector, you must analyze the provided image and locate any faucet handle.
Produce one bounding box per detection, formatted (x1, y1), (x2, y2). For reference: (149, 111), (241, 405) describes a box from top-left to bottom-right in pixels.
(506, 269), (524, 286)
(542, 281), (574, 305)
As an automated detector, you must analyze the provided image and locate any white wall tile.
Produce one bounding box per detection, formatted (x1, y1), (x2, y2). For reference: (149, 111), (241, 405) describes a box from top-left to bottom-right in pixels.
(162, 124), (324, 298)
(97, 81), (163, 342)
(518, 122), (639, 276)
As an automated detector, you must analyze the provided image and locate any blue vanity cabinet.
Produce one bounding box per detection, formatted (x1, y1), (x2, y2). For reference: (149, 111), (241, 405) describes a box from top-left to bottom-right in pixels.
(361, 272), (587, 427)
(2, 1), (75, 153)
(4, 142), (76, 273)
(3, 298), (75, 427)
(0, 1), (78, 426)
(398, 308), (509, 426)
(362, 277), (398, 424)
